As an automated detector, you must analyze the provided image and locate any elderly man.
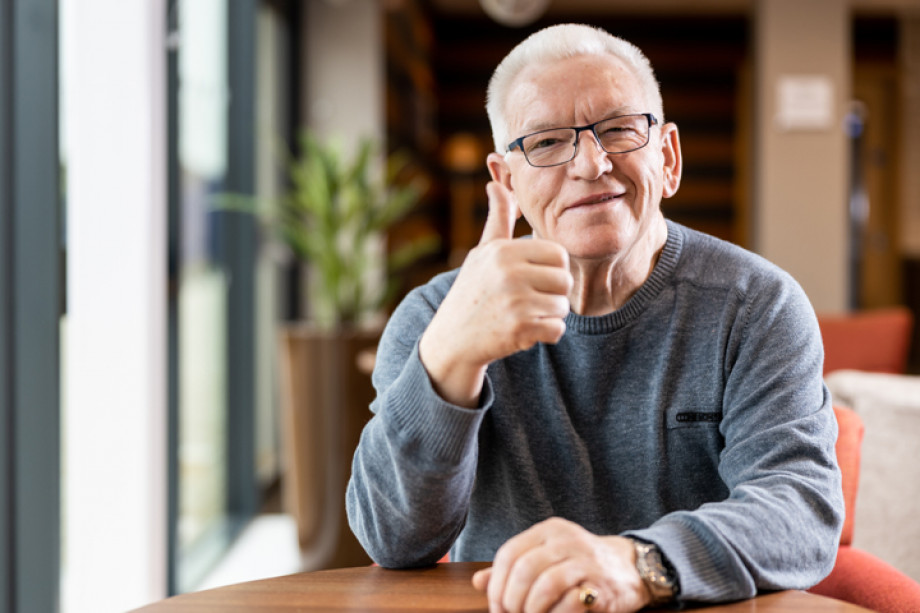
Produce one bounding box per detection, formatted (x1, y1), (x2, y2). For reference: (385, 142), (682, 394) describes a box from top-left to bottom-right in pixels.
(347, 23), (842, 613)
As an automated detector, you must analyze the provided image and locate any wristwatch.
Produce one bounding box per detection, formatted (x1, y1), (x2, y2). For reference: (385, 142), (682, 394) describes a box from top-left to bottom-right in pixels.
(631, 539), (679, 606)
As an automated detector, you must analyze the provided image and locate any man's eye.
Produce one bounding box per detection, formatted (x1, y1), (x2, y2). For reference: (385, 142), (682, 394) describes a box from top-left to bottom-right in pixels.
(600, 126), (635, 137)
(530, 137), (563, 150)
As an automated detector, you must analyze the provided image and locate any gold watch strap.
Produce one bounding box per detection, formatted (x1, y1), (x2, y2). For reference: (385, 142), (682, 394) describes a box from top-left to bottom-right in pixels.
(632, 540), (678, 606)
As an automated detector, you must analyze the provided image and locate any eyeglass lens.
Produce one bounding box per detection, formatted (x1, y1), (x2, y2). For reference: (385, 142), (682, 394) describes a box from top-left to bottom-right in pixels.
(521, 114), (651, 167)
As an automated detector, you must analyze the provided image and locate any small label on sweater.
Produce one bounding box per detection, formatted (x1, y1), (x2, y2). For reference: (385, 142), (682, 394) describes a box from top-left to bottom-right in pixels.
(675, 411), (723, 424)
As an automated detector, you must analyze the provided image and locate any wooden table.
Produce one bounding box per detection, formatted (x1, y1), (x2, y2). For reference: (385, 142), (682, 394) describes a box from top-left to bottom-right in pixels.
(133, 562), (871, 612)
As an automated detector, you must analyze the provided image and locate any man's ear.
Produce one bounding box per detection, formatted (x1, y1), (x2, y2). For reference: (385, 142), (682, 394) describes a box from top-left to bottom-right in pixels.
(487, 152), (513, 190)
(660, 122), (683, 199)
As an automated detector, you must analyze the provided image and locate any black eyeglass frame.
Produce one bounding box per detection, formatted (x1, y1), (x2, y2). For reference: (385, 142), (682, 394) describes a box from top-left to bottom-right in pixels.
(506, 112), (659, 168)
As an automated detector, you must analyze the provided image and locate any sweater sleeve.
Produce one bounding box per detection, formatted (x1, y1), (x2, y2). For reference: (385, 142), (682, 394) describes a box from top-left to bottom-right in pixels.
(345, 279), (490, 568)
(625, 272), (844, 604)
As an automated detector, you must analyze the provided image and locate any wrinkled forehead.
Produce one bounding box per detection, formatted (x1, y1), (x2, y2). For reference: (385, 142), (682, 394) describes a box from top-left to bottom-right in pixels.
(504, 53), (650, 137)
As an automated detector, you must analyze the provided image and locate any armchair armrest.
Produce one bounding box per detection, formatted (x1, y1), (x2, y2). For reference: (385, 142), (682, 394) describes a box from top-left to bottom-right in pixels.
(809, 545), (920, 613)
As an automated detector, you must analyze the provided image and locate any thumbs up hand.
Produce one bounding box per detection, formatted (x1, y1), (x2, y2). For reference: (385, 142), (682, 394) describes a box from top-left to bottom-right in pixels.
(418, 178), (573, 408)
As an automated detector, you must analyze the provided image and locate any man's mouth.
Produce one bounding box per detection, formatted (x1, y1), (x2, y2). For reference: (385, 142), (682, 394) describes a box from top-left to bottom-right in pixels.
(568, 192), (622, 210)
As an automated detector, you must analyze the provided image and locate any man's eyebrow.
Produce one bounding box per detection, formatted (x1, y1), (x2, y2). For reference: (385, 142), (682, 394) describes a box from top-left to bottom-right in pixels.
(517, 120), (561, 134)
(517, 107), (643, 134)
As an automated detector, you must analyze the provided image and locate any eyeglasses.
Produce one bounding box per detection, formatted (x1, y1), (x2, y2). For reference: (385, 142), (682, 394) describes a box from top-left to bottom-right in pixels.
(506, 113), (658, 168)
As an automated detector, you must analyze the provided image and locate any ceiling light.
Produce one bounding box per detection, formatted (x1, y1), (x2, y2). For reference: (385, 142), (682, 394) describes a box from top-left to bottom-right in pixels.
(479, 0), (551, 27)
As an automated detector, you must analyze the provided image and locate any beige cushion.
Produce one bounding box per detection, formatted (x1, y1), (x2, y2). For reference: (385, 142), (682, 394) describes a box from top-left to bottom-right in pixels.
(824, 370), (920, 583)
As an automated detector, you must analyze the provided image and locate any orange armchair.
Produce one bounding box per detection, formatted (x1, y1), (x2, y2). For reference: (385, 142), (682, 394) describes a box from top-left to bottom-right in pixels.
(807, 406), (920, 612)
(817, 307), (913, 375)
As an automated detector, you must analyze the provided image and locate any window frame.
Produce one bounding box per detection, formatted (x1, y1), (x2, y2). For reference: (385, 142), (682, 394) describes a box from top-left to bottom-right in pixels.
(0, 1), (62, 612)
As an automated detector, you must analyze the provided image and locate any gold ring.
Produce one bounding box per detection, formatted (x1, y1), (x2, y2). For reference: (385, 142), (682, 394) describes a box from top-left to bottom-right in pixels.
(578, 586), (599, 609)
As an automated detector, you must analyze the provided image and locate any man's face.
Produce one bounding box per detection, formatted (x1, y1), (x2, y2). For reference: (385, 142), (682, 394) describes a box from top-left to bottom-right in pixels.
(491, 53), (680, 262)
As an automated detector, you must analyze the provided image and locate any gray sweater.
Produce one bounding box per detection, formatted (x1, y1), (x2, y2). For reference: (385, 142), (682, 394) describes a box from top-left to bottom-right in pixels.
(346, 220), (843, 604)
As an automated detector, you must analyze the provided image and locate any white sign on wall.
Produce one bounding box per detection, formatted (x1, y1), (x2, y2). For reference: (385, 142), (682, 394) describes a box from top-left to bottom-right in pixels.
(775, 74), (835, 131)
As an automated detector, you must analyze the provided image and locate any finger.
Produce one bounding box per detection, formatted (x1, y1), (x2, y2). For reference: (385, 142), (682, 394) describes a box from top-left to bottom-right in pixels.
(486, 522), (557, 612)
(524, 294), (571, 322)
(472, 567), (492, 592)
(502, 295), (570, 336)
(546, 585), (601, 613)
(511, 318), (568, 353)
(524, 560), (592, 613)
(498, 535), (590, 613)
(502, 238), (569, 269)
(516, 265), (573, 298)
(501, 545), (562, 613)
(480, 181), (520, 244)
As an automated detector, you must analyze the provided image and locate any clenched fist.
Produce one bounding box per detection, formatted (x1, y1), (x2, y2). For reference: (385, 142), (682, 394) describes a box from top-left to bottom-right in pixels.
(418, 179), (573, 407)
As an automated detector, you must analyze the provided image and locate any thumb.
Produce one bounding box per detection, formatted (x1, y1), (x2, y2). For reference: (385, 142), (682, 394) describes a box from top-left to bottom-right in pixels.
(480, 181), (519, 245)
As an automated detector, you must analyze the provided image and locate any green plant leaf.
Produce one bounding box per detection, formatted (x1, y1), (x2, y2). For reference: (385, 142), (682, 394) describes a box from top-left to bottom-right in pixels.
(213, 127), (432, 330)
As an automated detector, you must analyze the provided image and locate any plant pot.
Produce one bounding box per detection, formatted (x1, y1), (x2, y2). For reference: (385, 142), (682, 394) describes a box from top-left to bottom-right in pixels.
(278, 323), (380, 570)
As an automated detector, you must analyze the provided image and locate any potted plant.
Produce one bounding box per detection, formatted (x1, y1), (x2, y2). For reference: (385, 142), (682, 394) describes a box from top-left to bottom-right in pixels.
(277, 131), (436, 329)
(221, 129), (437, 569)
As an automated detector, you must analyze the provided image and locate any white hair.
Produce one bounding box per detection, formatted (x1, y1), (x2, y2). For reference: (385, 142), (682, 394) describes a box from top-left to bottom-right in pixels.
(485, 23), (664, 153)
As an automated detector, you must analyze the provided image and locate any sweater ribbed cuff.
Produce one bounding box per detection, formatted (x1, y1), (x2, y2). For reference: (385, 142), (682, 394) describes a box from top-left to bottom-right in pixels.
(625, 515), (756, 604)
(382, 343), (491, 466)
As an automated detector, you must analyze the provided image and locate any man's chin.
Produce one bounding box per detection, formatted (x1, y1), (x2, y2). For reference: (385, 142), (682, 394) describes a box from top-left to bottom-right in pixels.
(557, 227), (636, 260)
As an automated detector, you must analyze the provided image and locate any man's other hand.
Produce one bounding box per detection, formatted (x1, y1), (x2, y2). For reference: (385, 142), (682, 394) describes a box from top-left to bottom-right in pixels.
(471, 518), (650, 613)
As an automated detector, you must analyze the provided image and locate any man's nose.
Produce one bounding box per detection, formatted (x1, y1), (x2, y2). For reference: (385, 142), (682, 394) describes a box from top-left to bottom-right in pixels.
(571, 130), (613, 175)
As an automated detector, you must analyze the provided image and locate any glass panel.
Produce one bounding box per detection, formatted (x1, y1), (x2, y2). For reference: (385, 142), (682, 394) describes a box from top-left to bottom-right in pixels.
(254, 4), (285, 488)
(174, 0), (231, 592)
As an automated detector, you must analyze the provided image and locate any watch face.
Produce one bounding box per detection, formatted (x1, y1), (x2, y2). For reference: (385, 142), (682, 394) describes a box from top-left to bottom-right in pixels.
(479, 0), (551, 27)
